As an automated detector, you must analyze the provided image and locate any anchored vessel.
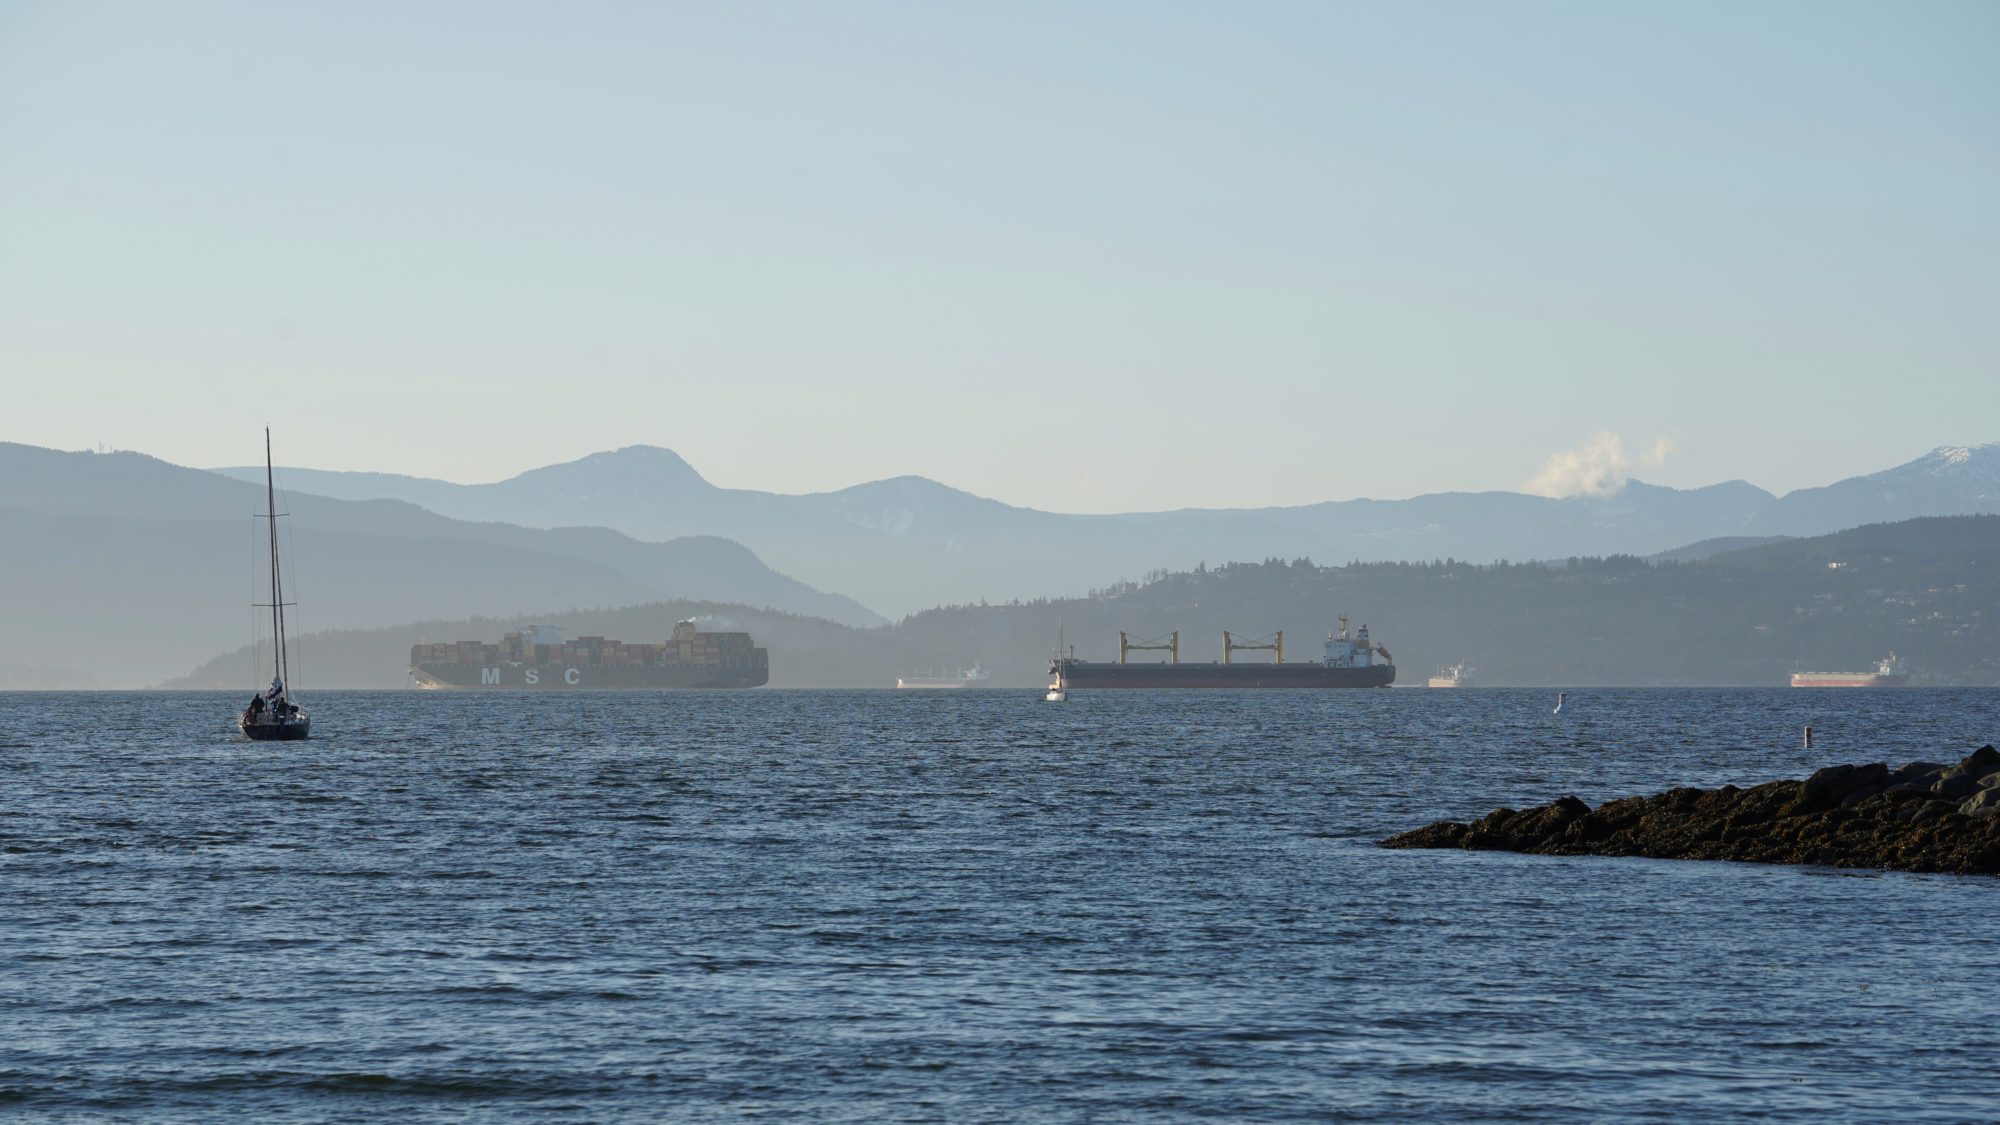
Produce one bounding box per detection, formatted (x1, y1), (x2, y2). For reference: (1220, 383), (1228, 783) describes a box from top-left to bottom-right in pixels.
(896, 664), (992, 689)
(1791, 654), (1909, 688)
(1046, 617), (1068, 702)
(411, 621), (769, 689)
(1428, 663), (1474, 689)
(240, 428), (310, 741)
(1049, 616), (1394, 690)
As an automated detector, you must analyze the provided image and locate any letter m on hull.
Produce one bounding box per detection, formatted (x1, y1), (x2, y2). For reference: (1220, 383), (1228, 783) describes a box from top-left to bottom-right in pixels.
(481, 667), (501, 685)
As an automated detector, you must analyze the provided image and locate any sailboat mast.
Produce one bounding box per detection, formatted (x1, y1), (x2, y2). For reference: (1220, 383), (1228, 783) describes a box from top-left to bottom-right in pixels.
(264, 428), (287, 688)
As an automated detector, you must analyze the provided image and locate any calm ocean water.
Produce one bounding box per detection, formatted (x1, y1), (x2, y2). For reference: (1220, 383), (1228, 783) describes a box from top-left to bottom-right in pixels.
(3, 688), (1998, 1122)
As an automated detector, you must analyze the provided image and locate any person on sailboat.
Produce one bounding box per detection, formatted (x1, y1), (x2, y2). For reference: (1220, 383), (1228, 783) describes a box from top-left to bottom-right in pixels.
(245, 694), (266, 721)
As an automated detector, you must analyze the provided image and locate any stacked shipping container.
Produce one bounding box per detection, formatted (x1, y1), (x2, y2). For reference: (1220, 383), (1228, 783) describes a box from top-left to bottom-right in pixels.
(410, 620), (765, 672)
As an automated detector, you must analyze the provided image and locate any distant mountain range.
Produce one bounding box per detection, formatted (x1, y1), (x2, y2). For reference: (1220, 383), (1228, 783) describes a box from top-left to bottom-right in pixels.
(0, 443), (881, 688)
(165, 516), (2000, 689)
(12, 438), (1995, 687)
(1647, 536), (1793, 563)
(214, 443), (2000, 618)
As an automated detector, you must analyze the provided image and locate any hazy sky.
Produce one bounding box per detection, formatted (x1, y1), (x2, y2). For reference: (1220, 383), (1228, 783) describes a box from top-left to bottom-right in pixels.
(3, 2), (1995, 512)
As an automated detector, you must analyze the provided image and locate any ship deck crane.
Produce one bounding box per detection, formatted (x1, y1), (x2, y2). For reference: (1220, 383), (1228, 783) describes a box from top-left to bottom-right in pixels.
(1223, 631), (1283, 664)
(1119, 631), (1179, 665)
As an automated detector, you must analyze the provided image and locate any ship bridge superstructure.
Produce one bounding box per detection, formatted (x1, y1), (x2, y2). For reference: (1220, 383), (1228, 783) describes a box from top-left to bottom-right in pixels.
(1324, 615), (1392, 669)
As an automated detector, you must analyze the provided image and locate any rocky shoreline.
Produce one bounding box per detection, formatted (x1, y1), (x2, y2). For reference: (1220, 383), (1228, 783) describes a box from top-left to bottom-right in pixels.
(1381, 745), (2000, 876)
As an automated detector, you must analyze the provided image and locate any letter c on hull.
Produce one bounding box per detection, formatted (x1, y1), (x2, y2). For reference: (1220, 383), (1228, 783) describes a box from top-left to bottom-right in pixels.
(565, 668), (581, 685)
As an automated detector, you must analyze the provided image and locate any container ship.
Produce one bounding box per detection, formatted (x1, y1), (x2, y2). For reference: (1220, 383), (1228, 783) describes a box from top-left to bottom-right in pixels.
(1790, 653), (1909, 689)
(1049, 616), (1394, 690)
(897, 664), (992, 689)
(410, 622), (768, 689)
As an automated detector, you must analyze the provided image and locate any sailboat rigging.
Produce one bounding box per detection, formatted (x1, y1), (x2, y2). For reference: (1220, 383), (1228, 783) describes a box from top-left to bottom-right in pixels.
(1045, 616), (1068, 703)
(240, 429), (311, 740)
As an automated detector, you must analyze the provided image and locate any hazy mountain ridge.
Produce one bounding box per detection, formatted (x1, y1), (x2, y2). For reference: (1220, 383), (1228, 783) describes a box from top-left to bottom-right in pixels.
(213, 443), (1999, 616)
(0, 443), (883, 686)
(163, 600), (864, 692)
(885, 515), (1999, 688)
(1751, 443), (2000, 535)
(166, 516), (2000, 690)
(1648, 536), (1794, 563)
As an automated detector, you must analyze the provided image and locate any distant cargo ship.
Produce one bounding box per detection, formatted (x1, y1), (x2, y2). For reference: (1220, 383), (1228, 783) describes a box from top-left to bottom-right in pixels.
(411, 621), (768, 689)
(897, 664), (991, 689)
(1427, 663), (1474, 689)
(1790, 654), (1909, 689)
(1050, 617), (1394, 690)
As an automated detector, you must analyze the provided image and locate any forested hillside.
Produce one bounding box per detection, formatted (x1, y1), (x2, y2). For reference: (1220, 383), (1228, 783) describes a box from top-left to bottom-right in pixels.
(167, 517), (1998, 689)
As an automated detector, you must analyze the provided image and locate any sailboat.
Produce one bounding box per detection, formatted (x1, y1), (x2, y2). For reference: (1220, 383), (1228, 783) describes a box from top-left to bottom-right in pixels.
(239, 429), (310, 741)
(1045, 617), (1068, 703)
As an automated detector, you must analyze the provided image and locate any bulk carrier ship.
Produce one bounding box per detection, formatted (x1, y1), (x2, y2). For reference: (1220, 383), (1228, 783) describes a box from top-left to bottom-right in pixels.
(1427, 663), (1474, 689)
(410, 622), (769, 689)
(1790, 653), (1909, 689)
(1049, 616), (1394, 690)
(896, 664), (992, 689)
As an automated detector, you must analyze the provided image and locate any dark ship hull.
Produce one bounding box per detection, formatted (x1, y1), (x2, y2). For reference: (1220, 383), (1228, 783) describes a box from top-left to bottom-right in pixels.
(1053, 660), (1394, 689)
(241, 717), (311, 740)
(411, 664), (768, 689)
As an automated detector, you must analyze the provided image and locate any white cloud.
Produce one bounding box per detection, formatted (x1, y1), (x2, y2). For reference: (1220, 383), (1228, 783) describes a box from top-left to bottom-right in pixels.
(1525, 433), (1676, 498)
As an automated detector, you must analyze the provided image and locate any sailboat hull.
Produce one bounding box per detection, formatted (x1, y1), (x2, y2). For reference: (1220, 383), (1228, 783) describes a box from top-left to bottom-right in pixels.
(241, 718), (311, 741)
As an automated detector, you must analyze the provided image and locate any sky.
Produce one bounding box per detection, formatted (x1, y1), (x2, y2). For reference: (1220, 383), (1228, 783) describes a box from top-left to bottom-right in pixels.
(2, 1), (1995, 512)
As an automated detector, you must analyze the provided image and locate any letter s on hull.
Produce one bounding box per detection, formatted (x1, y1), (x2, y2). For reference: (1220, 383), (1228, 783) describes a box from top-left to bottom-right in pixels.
(565, 668), (581, 685)
(525, 669), (539, 685)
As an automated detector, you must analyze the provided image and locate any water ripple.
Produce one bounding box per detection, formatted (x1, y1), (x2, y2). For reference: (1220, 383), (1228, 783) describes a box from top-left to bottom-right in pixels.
(1, 688), (1996, 1121)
